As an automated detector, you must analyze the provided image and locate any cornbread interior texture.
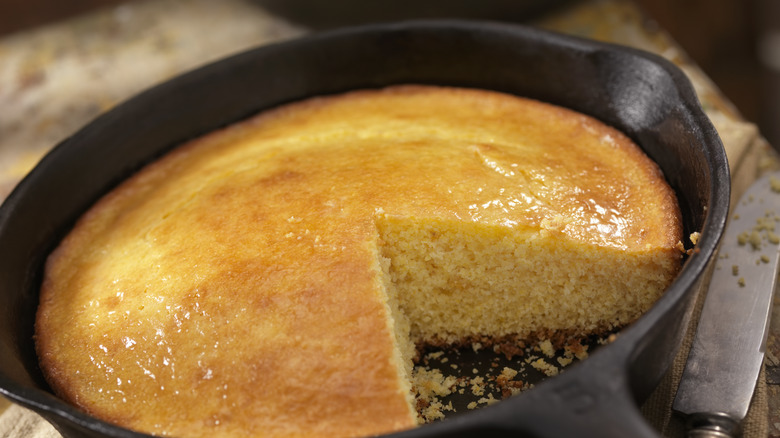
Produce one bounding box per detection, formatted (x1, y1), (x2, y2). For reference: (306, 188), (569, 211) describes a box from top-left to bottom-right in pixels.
(378, 217), (677, 345)
(35, 85), (682, 438)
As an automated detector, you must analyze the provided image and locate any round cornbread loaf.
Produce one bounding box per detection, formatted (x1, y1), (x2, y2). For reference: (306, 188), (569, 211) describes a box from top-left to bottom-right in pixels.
(36, 85), (682, 438)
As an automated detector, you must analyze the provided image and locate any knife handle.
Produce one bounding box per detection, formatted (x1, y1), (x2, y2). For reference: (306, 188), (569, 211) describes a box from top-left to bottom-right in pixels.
(685, 412), (740, 438)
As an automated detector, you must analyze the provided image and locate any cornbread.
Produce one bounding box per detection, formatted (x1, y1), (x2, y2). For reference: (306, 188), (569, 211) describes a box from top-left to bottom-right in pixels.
(36, 85), (682, 437)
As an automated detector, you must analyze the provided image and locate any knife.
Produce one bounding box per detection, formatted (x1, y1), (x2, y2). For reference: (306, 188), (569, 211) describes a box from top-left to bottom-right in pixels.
(673, 170), (780, 437)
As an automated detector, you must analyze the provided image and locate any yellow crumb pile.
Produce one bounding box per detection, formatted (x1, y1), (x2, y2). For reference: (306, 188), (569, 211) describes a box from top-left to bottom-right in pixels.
(411, 337), (594, 422)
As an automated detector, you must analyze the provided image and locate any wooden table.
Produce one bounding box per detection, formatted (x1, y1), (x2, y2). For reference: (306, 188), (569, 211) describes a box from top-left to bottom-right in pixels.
(0, 0), (776, 436)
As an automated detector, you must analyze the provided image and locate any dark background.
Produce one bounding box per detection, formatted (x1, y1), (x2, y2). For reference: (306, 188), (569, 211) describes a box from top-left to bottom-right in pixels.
(0, 0), (774, 145)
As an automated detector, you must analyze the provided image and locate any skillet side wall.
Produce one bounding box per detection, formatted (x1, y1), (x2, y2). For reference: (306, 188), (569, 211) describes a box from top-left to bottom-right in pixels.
(0, 21), (728, 438)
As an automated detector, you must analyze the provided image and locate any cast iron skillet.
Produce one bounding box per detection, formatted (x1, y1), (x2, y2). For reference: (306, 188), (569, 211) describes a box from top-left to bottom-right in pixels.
(0, 20), (729, 438)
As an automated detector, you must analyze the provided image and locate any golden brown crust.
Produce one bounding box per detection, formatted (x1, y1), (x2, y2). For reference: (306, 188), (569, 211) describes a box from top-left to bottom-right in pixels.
(36, 85), (682, 437)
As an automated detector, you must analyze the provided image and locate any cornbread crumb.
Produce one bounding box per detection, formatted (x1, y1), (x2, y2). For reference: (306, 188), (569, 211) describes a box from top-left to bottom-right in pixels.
(530, 358), (559, 377)
(470, 377), (486, 396)
(736, 204), (780, 252)
(413, 368), (457, 398)
(756, 217), (775, 231)
(419, 400), (454, 422)
(412, 366), (458, 422)
(499, 367), (518, 380)
(425, 351), (445, 361)
(597, 333), (618, 346)
(749, 231), (762, 249)
(564, 339), (590, 361)
(477, 394), (500, 406)
(539, 339), (555, 358)
(770, 175), (780, 192)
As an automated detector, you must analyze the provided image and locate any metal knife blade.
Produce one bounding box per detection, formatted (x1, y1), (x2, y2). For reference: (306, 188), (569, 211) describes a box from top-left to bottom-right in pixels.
(673, 170), (780, 438)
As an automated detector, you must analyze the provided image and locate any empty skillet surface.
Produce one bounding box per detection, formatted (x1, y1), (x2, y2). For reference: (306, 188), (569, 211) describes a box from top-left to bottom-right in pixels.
(0, 20), (728, 438)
